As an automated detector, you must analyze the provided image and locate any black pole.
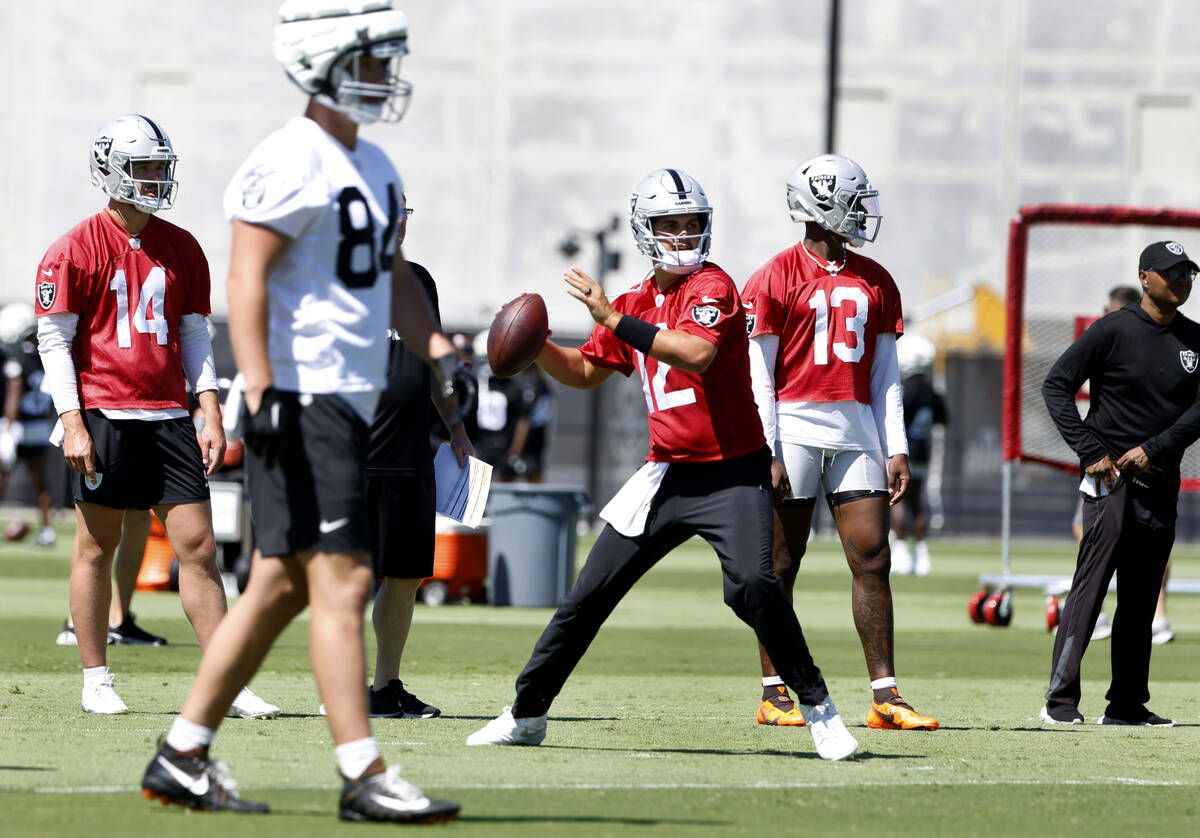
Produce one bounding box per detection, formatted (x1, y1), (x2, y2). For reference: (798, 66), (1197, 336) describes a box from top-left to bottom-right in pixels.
(825, 0), (840, 153)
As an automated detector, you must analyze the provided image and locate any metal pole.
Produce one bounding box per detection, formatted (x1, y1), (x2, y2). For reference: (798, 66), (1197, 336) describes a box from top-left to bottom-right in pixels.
(1000, 460), (1013, 581)
(824, 0), (840, 153)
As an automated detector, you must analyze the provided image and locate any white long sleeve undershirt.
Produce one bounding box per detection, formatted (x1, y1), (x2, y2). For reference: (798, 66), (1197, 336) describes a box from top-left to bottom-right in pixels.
(748, 334), (780, 449)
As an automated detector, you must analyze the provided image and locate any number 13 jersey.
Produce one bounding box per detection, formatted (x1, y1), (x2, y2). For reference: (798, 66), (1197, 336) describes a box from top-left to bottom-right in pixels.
(743, 244), (903, 405)
(223, 116), (402, 410)
(34, 210), (211, 411)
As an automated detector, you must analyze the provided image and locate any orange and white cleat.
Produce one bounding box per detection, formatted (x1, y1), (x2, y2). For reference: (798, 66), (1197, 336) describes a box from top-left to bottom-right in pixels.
(867, 690), (939, 730)
(757, 686), (807, 726)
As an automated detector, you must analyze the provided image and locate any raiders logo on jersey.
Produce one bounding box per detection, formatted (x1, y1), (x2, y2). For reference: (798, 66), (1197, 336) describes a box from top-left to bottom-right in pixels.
(745, 314), (756, 335)
(37, 281), (55, 310)
(692, 304), (720, 327)
(1181, 349), (1198, 373)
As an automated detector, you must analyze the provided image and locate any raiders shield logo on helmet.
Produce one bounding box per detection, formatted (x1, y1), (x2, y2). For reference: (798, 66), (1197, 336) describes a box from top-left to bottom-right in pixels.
(1181, 350), (1198, 373)
(809, 173), (836, 205)
(37, 281), (55, 310)
(692, 304), (720, 327)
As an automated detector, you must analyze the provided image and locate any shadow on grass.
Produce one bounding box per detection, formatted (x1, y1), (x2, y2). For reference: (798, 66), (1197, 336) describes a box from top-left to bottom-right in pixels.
(457, 815), (729, 826)
(0, 766), (53, 771)
(542, 744), (915, 760)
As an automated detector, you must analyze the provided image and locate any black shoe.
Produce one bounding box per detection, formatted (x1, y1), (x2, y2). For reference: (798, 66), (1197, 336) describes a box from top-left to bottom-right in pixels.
(1039, 703), (1084, 725)
(369, 680), (441, 718)
(339, 766), (460, 823)
(141, 742), (269, 813)
(109, 614), (167, 646)
(1098, 705), (1175, 727)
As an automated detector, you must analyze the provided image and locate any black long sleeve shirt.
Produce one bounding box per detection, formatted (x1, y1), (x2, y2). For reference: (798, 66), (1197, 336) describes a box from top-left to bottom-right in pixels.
(1042, 302), (1200, 487)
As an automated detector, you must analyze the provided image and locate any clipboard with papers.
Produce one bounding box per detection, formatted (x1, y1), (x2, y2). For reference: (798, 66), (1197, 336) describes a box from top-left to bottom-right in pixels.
(434, 445), (492, 528)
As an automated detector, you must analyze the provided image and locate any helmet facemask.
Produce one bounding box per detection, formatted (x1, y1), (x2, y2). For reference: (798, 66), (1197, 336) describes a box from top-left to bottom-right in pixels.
(106, 151), (178, 214)
(632, 210), (713, 275)
(319, 38), (412, 124)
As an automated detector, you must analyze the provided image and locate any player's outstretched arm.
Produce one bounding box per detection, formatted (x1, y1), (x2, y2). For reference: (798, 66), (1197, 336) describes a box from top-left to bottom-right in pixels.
(535, 340), (612, 390)
(391, 247), (455, 362)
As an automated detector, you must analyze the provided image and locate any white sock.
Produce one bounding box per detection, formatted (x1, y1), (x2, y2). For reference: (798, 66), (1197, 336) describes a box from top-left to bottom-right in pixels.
(762, 676), (784, 688)
(870, 676), (898, 691)
(83, 665), (109, 684)
(166, 717), (216, 752)
(335, 736), (381, 780)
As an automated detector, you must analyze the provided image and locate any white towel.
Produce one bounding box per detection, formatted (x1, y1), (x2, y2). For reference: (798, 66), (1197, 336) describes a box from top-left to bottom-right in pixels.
(600, 461), (668, 537)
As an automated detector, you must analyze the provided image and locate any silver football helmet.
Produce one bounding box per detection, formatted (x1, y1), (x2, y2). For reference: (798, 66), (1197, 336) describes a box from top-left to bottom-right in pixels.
(629, 168), (713, 274)
(786, 154), (881, 247)
(897, 333), (936, 379)
(89, 114), (178, 214)
(275, 0), (413, 124)
(0, 302), (36, 347)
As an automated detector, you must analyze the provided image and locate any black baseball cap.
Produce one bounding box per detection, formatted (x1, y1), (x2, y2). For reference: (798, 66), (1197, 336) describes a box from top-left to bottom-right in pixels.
(1139, 240), (1199, 273)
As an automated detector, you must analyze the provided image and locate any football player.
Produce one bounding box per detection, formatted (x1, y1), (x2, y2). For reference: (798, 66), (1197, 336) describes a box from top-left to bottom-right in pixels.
(743, 154), (939, 731)
(363, 193), (474, 719)
(141, 1), (467, 823)
(467, 168), (858, 761)
(34, 114), (277, 720)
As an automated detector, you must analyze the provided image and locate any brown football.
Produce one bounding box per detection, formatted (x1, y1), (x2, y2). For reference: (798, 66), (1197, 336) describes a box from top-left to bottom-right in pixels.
(487, 293), (549, 378)
(4, 520), (30, 541)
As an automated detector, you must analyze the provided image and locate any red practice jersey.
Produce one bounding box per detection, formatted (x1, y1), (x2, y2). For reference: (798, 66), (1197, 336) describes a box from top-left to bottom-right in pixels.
(742, 244), (903, 404)
(579, 263), (765, 463)
(34, 211), (211, 410)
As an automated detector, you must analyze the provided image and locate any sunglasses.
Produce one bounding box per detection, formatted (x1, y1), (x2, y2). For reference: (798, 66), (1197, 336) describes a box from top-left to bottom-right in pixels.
(1157, 265), (1197, 283)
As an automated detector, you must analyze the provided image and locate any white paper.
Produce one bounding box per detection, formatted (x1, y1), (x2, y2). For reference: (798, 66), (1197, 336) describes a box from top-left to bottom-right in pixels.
(1079, 472), (1117, 498)
(434, 445), (492, 528)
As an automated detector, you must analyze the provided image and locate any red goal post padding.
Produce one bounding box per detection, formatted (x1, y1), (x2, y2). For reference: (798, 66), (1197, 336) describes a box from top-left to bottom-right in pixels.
(1003, 204), (1200, 490)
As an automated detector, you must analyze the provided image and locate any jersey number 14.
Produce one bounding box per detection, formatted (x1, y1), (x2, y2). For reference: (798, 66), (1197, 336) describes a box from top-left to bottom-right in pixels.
(109, 267), (168, 348)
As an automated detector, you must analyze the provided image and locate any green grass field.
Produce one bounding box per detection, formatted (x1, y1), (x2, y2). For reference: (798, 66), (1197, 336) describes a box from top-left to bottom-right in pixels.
(1, 517), (1197, 836)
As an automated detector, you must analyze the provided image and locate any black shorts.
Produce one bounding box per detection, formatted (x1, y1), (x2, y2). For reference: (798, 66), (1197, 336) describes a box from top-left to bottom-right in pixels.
(74, 411), (209, 510)
(245, 393), (371, 557)
(367, 472), (435, 579)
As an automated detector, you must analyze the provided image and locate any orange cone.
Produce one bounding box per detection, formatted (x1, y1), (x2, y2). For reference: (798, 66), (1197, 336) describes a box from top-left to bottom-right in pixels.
(135, 513), (175, 592)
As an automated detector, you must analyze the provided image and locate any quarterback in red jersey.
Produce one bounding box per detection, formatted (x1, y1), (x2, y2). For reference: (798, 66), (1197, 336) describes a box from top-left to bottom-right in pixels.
(468, 169), (857, 761)
(35, 114), (275, 720)
(742, 154), (937, 731)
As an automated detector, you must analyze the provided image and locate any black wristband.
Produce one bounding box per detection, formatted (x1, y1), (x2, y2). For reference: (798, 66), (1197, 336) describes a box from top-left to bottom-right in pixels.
(612, 315), (659, 355)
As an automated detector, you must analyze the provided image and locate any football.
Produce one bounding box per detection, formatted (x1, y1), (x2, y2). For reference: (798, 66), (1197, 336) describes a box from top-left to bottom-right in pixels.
(4, 520), (30, 541)
(487, 293), (549, 378)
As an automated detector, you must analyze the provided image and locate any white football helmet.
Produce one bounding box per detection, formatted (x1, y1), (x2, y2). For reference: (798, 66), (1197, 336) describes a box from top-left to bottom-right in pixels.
(897, 333), (936, 379)
(629, 168), (713, 274)
(786, 154), (881, 247)
(89, 114), (178, 214)
(275, 0), (413, 124)
(0, 302), (36, 347)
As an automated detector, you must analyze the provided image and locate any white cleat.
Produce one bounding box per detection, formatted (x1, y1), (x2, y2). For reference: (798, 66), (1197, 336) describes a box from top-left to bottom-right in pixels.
(227, 687), (280, 719)
(913, 541), (932, 577)
(1151, 618), (1175, 645)
(466, 706), (547, 746)
(890, 539), (913, 576)
(82, 672), (129, 714)
(1091, 612), (1113, 641)
(34, 526), (57, 547)
(798, 695), (858, 761)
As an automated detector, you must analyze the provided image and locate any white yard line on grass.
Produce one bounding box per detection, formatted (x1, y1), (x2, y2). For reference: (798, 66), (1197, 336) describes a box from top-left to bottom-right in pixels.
(15, 777), (1195, 794)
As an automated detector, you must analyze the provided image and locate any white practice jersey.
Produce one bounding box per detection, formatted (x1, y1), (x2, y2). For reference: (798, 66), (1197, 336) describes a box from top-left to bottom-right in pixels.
(224, 117), (403, 418)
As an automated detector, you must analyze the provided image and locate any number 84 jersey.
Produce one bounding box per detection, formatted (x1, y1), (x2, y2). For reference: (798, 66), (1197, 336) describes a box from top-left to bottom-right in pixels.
(34, 210), (211, 411)
(742, 243), (903, 406)
(224, 116), (403, 401)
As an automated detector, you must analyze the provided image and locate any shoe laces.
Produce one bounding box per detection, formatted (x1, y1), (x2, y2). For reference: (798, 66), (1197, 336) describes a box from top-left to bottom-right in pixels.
(208, 758), (241, 795)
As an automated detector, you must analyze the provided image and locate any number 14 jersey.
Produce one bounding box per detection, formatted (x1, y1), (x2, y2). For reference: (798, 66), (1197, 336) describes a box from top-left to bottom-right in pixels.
(223, 116), (402, 407)
(34, 210), (211, 411)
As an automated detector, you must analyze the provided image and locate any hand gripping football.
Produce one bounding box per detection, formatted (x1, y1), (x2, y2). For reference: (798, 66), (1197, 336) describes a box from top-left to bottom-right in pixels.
(487, 293), (549, 378)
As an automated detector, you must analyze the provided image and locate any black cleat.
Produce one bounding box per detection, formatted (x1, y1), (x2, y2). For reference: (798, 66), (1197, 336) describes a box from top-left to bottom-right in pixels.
(1039, 703), (1084, 725)
(339, 766), (460, 823)
(369, 680), (441, 719)
(109, 613), (168, 646)
(1098, 705), (1175, 727)
(141, 742), (269, 813)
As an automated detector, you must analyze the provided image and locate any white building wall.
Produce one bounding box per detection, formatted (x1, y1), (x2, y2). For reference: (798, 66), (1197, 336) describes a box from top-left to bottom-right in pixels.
(3, 0), (1200, 335)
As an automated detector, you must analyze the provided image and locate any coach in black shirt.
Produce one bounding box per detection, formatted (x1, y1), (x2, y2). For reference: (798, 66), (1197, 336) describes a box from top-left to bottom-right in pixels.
(1039, 240), (1200, 728)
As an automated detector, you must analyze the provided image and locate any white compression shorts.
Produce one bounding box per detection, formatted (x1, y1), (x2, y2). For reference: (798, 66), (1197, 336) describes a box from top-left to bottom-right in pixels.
(776, 440), (887, 502)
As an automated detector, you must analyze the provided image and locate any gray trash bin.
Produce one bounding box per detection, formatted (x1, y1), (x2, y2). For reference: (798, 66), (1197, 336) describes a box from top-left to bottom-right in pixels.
(486, 484), (589, 607)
